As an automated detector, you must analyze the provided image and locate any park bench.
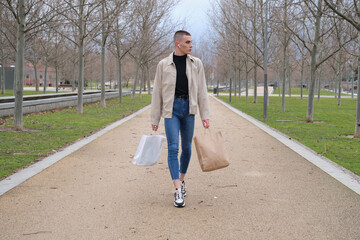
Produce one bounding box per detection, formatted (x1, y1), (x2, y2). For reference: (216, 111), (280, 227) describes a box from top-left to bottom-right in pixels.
(58, 84), (73, 89)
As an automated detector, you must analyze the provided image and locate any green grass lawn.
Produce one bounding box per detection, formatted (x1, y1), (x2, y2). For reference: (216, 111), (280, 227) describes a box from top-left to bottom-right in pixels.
(0, 94), (151, 179)
(274, 88), (351, 96)
(1, 89), (64, 97)
(209, 87), (352, 97)
(218, 95), (360, 176)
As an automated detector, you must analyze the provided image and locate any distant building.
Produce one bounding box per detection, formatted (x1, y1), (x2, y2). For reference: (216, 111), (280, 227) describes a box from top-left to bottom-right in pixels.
(1, 63), (56, 89)
(0, 66), (15, 90)
(24, 63), (56, 87)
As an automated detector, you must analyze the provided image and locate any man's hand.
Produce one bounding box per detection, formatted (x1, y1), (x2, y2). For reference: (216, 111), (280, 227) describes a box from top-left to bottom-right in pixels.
(202, 120), (210, 129)
(152, 124), (158, 131)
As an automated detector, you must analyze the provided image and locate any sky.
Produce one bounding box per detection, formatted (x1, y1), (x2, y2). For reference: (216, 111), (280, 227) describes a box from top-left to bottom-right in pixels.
(172, 0), (214, 43)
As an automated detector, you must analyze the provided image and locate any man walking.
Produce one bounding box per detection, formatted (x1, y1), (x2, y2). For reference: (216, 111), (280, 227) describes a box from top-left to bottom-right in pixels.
(151, 30), (210, 207)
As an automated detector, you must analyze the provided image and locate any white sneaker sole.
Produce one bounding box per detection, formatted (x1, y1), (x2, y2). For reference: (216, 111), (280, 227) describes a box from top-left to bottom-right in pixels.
(174, 202), (186, 207)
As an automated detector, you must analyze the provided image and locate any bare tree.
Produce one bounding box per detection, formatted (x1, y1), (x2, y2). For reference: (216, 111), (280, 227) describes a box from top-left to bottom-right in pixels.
(0, 4), (16, 94)
(333, 5), (346, 106)
(54, 0), (102, 113)
(281, 0), (290, 112)
(52, 31), (65, 93)
(306, 0), (323, 122)
(287, 0), (355, 122)
(110, 10), (136, 103)
(129, 0), (176, 100)
(252, 1), (259, 103)
(0, 0), (58, 130)
(323, 0), (360, 137)
(245, 37), (251, 100)
(25, 36), (42, 92)
(0, 5), (9, 94)
(350, 56), (357, 100)
(263, 0), (269, 120)
(225, 22), (233, 102)
(209, 0), (358, 128)
(38, 26), (57, 94)
(98, 0), (127, 107)
(211, 0), (257, 101)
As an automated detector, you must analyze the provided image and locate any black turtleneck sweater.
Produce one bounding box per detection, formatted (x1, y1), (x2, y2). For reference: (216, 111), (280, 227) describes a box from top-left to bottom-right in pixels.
(173, 54), (188, 97)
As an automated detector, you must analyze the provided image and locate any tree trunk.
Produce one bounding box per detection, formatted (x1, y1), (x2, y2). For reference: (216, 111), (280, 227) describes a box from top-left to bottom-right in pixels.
(337, 52), (342, 106)
(244, 73), (248, 100)
(234, 69), (237, 97)
(0, 12), (4, 95)
(72, 59), (76, 92)
(113, 57), (116, 90)
(238, 67), (241, 98)
(282, 0), (288, 112)
(77, 0), (85, 114)
(33, 62), (39, 92)
(253, 63), (257, 103)
(278, 75), (281, 96)
(0, 63), (2, 95)
(229, 54), (232, 103)
(132, 61), (140, 100)
(55, 64), (59, 93)
(34, 42), (40, 92)
(288, 63), (291, 97)
(346, 69), (350, 94)
(43, 60), (48, 94)
(143, 66), (146, 92)
(264, 72), (268, 120)
(100, 40), (106, 107)
(216, 68), (219, 97)
(227, 23), (232, 103)
(100, 1), (106, 108)
(245, 39), (249, 100)
(282, 52), (286, 112)
(147, 65), (151, 95)
(139, 66), (143, 98)
(317, 60), (323, 102)
(253, 1), (257, 103)
(263, 0), (268, 121)
(253, 65), (257, 103)
(306, 0), (322, 122)
(117, 56), (122, 103)
(300, 56), (304, 100)
(1, 57), (5, 94)
(14, 0), (25, 130)
(355, 31), (360, 137)
(351, 59), (355, 100)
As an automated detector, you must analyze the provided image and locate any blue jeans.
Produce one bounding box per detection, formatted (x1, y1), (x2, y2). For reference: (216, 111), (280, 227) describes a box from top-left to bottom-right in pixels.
(164, 98), (195, 181)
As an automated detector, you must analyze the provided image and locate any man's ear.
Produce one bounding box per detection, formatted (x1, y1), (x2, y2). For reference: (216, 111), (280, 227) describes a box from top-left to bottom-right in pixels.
(175, 41), (180, 47)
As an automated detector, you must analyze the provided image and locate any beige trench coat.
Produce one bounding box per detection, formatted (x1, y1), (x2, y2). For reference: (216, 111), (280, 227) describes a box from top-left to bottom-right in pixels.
(151, 52), (210, 126)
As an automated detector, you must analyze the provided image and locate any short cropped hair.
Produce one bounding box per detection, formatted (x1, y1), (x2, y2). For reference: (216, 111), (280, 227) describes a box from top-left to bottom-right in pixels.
(174, 30), (191, 43)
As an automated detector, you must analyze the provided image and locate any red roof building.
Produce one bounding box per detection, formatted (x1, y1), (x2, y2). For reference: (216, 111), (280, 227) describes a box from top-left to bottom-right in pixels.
(24, 63), (56, 87)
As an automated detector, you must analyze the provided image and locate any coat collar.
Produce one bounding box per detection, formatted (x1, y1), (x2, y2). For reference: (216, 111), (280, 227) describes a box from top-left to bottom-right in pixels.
(165, 52), (194, 89)
(165, 52), (195, 66)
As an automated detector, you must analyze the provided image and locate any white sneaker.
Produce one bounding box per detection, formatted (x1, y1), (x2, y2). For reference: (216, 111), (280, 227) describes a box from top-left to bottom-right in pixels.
(174, 188), (185, 207)
(181, 180), (186, 197)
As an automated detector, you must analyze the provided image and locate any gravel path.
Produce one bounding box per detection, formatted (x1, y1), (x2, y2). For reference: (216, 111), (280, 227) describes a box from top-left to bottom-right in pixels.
(0, 96), (359, 240)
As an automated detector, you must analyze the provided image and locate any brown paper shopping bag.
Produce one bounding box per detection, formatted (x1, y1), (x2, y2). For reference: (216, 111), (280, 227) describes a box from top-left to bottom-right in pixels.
(193, 130), (229, 172)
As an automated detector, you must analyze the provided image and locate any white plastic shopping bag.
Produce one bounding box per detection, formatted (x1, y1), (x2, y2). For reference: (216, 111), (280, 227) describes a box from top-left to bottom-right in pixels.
(133, 134), (166, 166)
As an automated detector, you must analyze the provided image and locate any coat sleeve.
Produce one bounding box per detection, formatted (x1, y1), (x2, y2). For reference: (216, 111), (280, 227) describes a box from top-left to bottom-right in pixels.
(151, 61), (163, 126)
(197, 60), (210, 121)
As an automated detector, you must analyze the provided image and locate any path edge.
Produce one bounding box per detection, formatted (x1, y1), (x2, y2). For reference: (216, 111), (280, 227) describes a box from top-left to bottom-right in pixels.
(212, 95), (360, 195)
(0, 105), (151, 197)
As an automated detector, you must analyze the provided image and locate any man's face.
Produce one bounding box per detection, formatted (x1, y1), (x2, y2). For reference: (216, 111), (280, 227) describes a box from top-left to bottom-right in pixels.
(177, 35), (192, 54)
